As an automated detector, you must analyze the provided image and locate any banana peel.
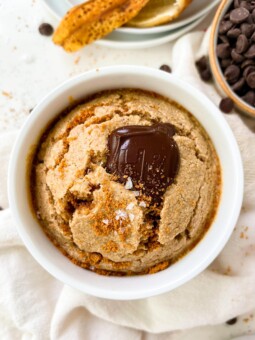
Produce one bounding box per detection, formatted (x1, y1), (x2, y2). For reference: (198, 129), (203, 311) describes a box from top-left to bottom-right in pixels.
(128, 0), (193, 28)
(53, 0), (150, 52)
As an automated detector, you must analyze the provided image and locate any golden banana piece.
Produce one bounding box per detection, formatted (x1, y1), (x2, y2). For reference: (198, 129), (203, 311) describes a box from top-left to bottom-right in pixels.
(128, 0), (193, 28)
(53, 0), (150, 52)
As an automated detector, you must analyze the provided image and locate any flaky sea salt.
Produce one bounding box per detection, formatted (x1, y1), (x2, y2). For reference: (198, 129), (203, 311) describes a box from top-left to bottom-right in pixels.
(125, 177), (133, 190)
(133, 191), (140, 197)
(115, 209), (127, 221)
(139, 201), (146, 208)
(126, 202), (135, 210)
(102, 219), (109, 225)
(129, 213), (135, 222)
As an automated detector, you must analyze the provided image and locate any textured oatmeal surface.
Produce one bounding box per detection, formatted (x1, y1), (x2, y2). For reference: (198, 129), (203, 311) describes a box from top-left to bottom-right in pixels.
(30, 89), (221, 275)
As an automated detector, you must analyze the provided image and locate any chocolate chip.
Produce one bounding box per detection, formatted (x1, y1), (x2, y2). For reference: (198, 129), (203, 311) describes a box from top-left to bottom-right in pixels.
(226, 317), (238, 325)
(242, 90), (255, 105)
(240, 1), (252, 11)
(236, 34), (249, 53)
(252, 8), (255, 20)
(230, 7), (250, 24)
(195, 56), (212, 81)
(219, 35), (230, 44)
(227, 28), (241, 38)
(219, 97), (234, 113)
(219, 20), (233, 34)
(195, 56), (208, 71)
(221, 58), (232, 68)
(245, 44), (255, 58)
(39, 23), (54, 36)
(251, 31), (255, 42)
(224, 64), (241, 84)
(232, 77), (246, 91)
(243, 65), (255, 78)
(240, 23), (254, 37)
(234, 0), (241, 8)
(0, 206), (3, 211)
(231, 49), (244, 63)
(241, 59), (255, 68)
(201, 68), (212, 81)
(217, 43), (231, 59)
(246, 72), (255, 88)
(159, 64), (172, 73)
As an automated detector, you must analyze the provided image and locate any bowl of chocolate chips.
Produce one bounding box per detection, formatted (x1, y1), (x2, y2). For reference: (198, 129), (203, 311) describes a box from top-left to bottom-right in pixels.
(210, 0), (255, 117)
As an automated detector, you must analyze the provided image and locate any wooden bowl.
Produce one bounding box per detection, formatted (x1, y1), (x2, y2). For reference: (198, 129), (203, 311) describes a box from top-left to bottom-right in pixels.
(209, 0), (255, 118)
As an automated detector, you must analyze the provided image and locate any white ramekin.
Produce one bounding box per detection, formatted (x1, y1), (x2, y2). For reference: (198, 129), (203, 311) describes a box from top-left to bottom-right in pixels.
(8, 66), (243, 300)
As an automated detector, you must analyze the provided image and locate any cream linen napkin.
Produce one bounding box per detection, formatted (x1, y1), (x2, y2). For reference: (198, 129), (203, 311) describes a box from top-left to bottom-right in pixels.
(1, 30), (255, 340)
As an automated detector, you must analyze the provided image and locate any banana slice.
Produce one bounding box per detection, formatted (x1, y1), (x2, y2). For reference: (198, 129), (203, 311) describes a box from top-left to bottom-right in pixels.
(53, 0), (150, 52)
(128, 0), (193, 28)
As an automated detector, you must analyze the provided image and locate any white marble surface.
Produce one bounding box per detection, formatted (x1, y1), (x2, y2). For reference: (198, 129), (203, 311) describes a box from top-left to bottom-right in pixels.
(1, 0), (255, 339)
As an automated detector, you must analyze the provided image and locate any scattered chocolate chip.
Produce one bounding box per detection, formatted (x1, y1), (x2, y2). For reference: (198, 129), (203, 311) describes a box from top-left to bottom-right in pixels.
(195, 56), (212, 81)
(244, 44), (255, 58)
(201, 68), (212, 81)
(236, 34), (249, 53)
(29, 108), (34, 113)
(226, 317), (238, 325)
(159, 64), (172, 73)
(219, 20), (233, 34)
(246, 72), (255, 88)
(217, 43), (231, 59)
(224, 64), (241, 84)
(0, 206), (3, 211)
(231, 49), (244, 63)
(195, 56), (208, 71)
(232, 77), (246, 91)
(39, 23), (54, 36)
(230, 7), (249, 24)
(227, 28), (241, 38)
(219, 97), (234, 113)
(242, 90), (255, 105)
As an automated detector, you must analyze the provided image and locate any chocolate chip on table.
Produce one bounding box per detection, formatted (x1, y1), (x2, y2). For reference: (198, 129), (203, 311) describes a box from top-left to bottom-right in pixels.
(159, 64), (172, 73)
(236, 34), (249, 53)
(39, 23), (54, 36)
(195, 56), (212, 82)
(217, 43), (231, 59)
(246, 72), (255, 88)
(0, 206), (3, 211)
(242, 90), (255, 105)
(226, 317), (238, 325)
(230, 7), (250, 24)
(224, 64), (240, 84)
(219, 97), (234, 113)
